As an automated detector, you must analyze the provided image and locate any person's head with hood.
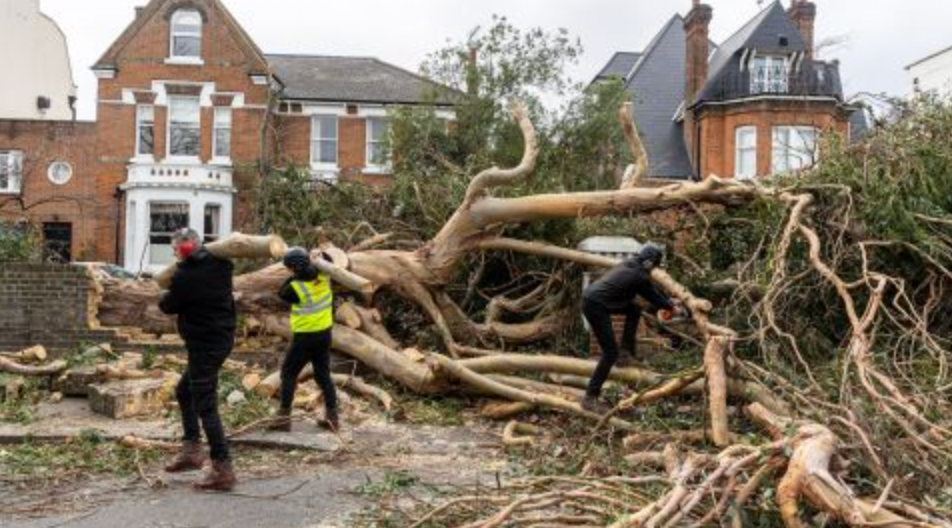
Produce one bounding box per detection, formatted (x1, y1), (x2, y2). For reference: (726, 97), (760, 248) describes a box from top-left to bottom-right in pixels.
(633, 242), (665, 271)
(283, 247), (318, 281)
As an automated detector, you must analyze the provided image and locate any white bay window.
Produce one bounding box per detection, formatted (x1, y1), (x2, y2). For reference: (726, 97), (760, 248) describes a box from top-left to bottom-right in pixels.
(148, 202), (189, 266)
(772, 126), (818, 174)
(734, 126), (757, 180)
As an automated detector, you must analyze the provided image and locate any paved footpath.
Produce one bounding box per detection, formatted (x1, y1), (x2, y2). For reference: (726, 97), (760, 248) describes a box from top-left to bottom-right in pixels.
(1, 400), (510, 528)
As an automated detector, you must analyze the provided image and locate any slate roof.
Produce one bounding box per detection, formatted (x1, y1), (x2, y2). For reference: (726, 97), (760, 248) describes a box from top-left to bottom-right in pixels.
(592, 52), (642, 83)
(623, 16), (695, 180)
(596, 1), (850, 180)
(266, 54), (459, 106)
(697, 1), (809, 103)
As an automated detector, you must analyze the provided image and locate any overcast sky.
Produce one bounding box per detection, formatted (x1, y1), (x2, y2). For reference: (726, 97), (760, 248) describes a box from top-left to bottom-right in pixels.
(42, 0), (952, 120)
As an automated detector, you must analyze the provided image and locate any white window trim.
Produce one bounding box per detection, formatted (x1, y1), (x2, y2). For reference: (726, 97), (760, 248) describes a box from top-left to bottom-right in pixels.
(734, 126), (758, 180)
(134, 104), (155, 162)
(365, 117), (391, 174)
(166, 95), (202, 162)
(169, 9), (203, 61)
(147, 201), (190, 267)
(0, 151), (24, 195)
(0, 150), (23, 196)
(211, 107), (232, 165)
(310, 115), (339, 171)
(751, 55), (790, 94)
(771, 126), (820, 174)
(203, 202), (223, 242)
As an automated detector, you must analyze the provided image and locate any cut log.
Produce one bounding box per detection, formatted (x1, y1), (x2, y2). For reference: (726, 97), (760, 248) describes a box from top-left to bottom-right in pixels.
(156, 233), (288, 288)
(89, 378), (168, 419)
(0, 358), (67, 376)
(0, 345), (48, 363)
(54, 367), (105, 397)
(0, 376), (26, 402)
(704, 336), (731, 447)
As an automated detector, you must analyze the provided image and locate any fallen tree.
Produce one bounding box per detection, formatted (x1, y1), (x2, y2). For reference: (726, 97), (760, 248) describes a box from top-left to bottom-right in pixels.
(92, 96), (952, 524)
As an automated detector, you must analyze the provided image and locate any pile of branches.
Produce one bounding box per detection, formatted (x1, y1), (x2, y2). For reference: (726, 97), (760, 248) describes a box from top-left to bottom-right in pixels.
(95, 97), (952, 527)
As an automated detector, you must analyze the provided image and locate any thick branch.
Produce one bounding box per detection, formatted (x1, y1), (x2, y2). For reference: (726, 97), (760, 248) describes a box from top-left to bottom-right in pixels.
(463, 101), (539, 204)
(619, 102), (648, 189)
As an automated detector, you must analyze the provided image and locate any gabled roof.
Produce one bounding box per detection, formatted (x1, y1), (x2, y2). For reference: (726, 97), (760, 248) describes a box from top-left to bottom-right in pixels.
(94, 0), (269, 74)
(697, 1), (808, 102)
(624, 15), (694, 180)
(266, 54), (460, 106)
(592, 52), (642, 83)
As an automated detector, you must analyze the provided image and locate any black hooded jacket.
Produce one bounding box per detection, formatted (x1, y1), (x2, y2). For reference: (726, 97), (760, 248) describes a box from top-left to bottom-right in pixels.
(582, 258), (674, 312)
(158, 249), (237, 352)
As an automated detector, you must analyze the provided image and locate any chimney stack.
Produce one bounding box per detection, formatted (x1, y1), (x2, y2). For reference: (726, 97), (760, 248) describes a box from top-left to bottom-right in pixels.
(788, 0), (817, 59)
(684, 1), (713, 106)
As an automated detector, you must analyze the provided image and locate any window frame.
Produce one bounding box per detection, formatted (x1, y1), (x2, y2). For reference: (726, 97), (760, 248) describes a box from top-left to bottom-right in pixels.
(135, 104), (155, 158)
(771, 126), (819, 174)
(0, 150), (24, 195)
(169, 9), (203, 61)
(734, 126), (758, 180)
(365, 117), (391, 172)
(167, 95), (202, 160)
(148, 201), (190, 267)
(212, 107), (232, 162)
(310, 115), (339, 170)
(751, 55), (790, 94)
(203, 203), (222, 243)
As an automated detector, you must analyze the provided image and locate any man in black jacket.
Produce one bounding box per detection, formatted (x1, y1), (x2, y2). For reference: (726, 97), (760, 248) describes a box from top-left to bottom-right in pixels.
(159, 228), (237, 492)
(581, 243), (684, 413)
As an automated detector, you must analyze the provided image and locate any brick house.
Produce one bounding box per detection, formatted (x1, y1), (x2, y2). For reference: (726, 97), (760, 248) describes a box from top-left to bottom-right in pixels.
(0, 0), (455, 272)
(594, 0), (867, 181)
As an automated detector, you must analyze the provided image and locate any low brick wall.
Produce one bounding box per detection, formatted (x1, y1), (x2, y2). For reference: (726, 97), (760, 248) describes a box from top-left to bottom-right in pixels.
(0, 263), (120, 352)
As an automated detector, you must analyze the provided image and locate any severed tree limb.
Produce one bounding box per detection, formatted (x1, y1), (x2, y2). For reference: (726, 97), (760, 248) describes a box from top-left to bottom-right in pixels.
(619, 102), (648, 189)
(0, 345), (48, 363)
(463, 102), (539, 205)
(746, 403), (948, 528)
(429, 354), (640, 432)
(704, 336), (731, 447)
(156, 233), (288, 288)
(0, 357), (67, 376)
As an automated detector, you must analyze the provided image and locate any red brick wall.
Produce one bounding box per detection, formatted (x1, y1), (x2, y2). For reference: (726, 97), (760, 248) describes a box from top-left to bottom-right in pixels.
(696, 100), (850, 179)
(0, 120), (101, 260)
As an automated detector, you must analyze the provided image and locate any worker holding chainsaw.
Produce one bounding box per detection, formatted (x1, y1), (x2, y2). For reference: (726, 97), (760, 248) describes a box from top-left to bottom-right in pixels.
(270, 247), (340, 432)
(580, 243), (688, 414)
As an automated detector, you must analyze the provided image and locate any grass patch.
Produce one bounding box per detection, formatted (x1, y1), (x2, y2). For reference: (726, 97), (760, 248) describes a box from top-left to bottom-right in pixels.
(0, 430), (161, 479)
(401, 396), (466, 426)
(352, 470), (419, 499)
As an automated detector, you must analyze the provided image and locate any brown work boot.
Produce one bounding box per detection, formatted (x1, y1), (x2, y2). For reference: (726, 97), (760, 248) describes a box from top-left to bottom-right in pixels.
(193, 459), (237, 492)
(267, 408), (292, 433)
(164, 441), (205, 473)
(581, 395), (612, 415)
(318, 407), (340, 432)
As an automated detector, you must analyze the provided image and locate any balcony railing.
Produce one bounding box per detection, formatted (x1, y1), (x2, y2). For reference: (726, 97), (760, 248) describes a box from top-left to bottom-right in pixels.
(125, 161), (234, 189)
(704, 63), (841, 102)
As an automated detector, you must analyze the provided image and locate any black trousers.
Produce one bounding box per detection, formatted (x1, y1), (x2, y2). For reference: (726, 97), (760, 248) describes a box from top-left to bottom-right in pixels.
(176, 348), (231, 461)
(280, 330), (337, 414)
(583, 298), (641, 398)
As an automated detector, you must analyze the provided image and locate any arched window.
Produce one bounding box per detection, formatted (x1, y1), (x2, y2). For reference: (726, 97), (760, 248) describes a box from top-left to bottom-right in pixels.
(170, 9), (202, 59)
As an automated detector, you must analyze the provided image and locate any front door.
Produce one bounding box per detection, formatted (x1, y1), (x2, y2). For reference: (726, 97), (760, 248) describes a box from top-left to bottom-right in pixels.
(42, 222), (72, 263)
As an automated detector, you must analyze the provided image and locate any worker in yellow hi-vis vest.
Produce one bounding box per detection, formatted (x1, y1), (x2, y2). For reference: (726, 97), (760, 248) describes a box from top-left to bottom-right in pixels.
(270, 247), (339, 432)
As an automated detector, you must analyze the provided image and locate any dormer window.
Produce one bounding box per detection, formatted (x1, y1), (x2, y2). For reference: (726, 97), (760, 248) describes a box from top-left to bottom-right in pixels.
(751, 56), (789, 94)
(170, 9), (202, 60)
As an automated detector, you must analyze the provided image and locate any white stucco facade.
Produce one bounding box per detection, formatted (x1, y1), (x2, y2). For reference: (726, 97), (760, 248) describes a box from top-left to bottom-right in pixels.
(907, 45), (952, 96)
(0, 0), (77, 120)
(121, 163), (235, 275)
